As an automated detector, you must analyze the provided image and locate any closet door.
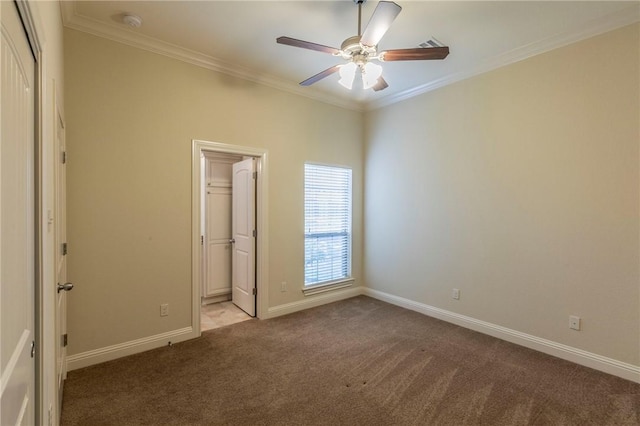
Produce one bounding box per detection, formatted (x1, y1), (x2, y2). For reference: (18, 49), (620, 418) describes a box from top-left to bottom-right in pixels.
(1, 1), (36, 424)
(204, 186), (232, 297)
(203, 156), (235, 299)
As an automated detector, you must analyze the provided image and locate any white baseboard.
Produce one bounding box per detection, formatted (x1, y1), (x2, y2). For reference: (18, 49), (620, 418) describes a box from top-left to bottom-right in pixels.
(364, 288), (640, 383)
(66, 287), (358, 371)
(66, 289), (639, 383)
(67, 327), (197, 371)
(267, 286), (364, 318)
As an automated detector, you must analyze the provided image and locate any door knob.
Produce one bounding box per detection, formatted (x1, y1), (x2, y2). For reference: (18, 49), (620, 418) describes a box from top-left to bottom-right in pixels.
(57, 282), (74, 293)
(229, 238), (235, 244)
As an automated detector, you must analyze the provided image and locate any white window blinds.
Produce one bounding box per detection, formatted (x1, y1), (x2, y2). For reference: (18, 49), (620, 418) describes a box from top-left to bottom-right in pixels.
(304, 164), (352, 286)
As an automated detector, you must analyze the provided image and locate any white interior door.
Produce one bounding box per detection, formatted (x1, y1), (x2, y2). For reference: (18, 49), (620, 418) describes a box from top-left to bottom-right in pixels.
(54, 108), (69, 415)
(1, 1), (36, 424)
(231, 158), (256, 316)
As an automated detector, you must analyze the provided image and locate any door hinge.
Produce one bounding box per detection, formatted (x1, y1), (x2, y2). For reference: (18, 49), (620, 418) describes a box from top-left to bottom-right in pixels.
(30, 341), (36, 358)
(62, 151), (67, 164)
(252, 288), (257, 296)
(200, 235), (204, 245)
(252, 171), (257, 179)
(63, 334), (68, 347)
(62, 242), (68, 256)
(252, 229), (257, 238)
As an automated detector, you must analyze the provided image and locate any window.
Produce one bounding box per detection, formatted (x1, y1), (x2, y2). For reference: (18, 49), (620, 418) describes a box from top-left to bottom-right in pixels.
(304, 163), (352, 287)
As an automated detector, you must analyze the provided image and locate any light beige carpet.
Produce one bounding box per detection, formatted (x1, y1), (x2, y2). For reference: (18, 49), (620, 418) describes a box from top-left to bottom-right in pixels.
(61, 296), (639, 425)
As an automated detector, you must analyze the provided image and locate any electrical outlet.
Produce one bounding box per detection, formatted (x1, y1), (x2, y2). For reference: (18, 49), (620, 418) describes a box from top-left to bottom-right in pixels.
(160, 304), (169, 317)
(452, 288), (460, 300)
(569, 315), (581, 331)
(281, 281), (287, 292)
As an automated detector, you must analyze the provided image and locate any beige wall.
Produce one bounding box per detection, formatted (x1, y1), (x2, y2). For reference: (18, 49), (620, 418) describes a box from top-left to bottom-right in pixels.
(364, 24), (639, 365)
(65, 20), (638, 368)
(64, 29), (363, 355)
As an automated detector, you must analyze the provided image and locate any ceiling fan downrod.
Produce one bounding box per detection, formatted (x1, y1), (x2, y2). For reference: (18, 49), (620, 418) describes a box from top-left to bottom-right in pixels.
(342, 0), (375, 63)
(355, 0), (366, 36)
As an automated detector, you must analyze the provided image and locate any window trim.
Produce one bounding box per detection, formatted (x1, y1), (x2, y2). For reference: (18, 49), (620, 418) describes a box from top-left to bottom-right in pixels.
(301, 278), (354, 296)
(303, 162), (353, 290)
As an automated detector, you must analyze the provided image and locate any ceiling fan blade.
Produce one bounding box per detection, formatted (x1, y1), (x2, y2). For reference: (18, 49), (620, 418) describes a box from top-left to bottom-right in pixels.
(360, 1), (402, 47)
(277, 36), (340, 55)
(380, 47), (449, 61)
(372, 76), (389, 92)
(300, 65), (341, 86)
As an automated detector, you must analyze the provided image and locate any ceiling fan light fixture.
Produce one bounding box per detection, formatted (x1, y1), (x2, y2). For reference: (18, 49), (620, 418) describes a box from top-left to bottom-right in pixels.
(277, 1), (449, 92)
(338, 62), (357, 90)
(362, 62), (383, 89)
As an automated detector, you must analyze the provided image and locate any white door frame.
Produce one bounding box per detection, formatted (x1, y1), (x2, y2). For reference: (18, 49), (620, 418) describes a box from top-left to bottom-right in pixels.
(191, 140), (269, 334)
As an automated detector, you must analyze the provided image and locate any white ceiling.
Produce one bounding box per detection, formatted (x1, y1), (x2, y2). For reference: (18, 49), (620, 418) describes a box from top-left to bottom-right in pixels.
(61, 1), (640, 110)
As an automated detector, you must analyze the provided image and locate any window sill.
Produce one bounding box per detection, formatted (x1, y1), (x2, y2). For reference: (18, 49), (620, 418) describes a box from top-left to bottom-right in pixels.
(302, 278), (354, 296)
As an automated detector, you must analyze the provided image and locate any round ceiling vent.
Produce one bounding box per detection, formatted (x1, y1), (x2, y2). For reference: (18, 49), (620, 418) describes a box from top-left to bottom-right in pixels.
(122, 14), (143, 28)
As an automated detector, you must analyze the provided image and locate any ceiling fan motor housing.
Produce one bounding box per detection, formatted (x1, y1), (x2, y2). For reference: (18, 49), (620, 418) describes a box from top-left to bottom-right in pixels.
(341, 35), (362, 53)
(340, 35), (378, 62)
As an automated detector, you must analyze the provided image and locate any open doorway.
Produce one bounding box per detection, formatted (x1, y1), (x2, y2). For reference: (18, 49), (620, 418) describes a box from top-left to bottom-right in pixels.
(200, 152), (252, 330)
(191, 140), (268, 336)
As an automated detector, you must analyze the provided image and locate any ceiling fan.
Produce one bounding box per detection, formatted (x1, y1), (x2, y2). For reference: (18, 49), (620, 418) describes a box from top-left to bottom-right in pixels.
(277, 0), (449, 92)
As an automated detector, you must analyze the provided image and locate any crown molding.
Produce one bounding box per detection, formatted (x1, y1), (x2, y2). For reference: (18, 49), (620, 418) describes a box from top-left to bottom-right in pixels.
(368, 4), (640, 111)
(59, 0), (75, 27)
(60, 2), (364, 112)
(61, 2), (639, 113)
